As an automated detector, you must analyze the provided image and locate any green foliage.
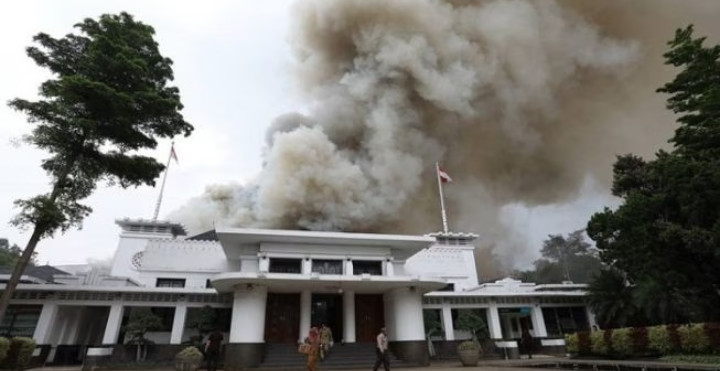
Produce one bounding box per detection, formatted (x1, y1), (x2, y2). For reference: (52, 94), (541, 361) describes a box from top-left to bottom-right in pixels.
(586, 25), (720, 325)
(678, 324), (710, 354)
(590, 330), (608, 355)
(176, 346), (203, 360)
(515, 230), (603, 284)
(454, 309), (488, 341)
(0, 337), (9, 364)
(0, 9), (193, 325)
(565, 334), (579, 354)
(456, 340), (479, 351)
(648, 325), (673, 354)
(630, 327), (649, 355)
(610, 328), (633, 358)
(660, 354), (720, 364)
(124, 308), (164, 343)
(1, 337), (37, 370)
(0, 239), (36, 269)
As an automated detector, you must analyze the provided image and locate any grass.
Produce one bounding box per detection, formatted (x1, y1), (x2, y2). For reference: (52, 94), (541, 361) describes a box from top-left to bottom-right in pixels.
(659, 354), (720, 364)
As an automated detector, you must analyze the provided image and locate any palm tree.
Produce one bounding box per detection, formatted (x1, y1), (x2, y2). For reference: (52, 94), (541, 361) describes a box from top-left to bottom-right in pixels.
(587, 269), (644, 328)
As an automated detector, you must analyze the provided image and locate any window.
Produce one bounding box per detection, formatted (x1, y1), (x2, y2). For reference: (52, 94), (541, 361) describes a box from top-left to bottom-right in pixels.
(542, 306), (590, 337)
(156, 278), (186, 288)
(438, 283), (455, 292)
(0, 305), (41, 338)
(206, 279), (213, 288)
(269, 258), (302, 274)
(311, 260), (343, 274)
(150, 307), (175, 331)
(352, 260), (382, 275)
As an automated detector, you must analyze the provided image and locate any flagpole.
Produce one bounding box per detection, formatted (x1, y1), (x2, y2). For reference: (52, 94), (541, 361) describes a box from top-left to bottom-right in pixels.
(436, 162), (450, 233)
(152, 142), (174, 221)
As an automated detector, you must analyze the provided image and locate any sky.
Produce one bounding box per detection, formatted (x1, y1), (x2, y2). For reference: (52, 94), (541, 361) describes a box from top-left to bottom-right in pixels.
(0, 0), (617, 267)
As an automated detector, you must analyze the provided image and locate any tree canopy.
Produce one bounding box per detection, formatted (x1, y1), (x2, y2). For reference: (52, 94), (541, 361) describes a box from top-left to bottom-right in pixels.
(586, 25), (720, 326)
(0, 239), (37, 269)
(0, 12), (194, 323)
(515, 229), (603, 284)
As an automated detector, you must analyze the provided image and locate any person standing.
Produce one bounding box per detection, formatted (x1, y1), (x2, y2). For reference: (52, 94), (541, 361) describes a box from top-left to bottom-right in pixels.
(320, 323), (333, 360)
(521, 329), (534, 359)
(204, 328), (224, 371)
(304, 327), (321, 371)
(373, 327), (390, 371)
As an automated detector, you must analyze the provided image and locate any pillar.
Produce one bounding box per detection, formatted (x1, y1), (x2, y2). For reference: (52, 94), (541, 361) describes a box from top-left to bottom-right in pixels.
(299, 290), (311, 342)
(530, 306), (548, 338)
(441, 306), (454, 341)
(258, 256), (269, 273)
(225, 284), (267, 369)
(302, 258), (312, 274)
(587, 306), (598, 330)
(170, 303), (188, 344)
(33, 303), (59, 344)
(343, 290), (356, 343)
(386, 287), (428, 365)
(385, 259), (394, 276)
(102, 303), (124, 345)
(486, 305), (502, 339)
(345, 259), (353, 275)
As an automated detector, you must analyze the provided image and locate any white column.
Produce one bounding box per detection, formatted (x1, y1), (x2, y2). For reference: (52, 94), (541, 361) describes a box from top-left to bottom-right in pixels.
(441, 306), (454, 341)
(102, 303), (125, 345)
(586, 306), (598, 330)
(486, 305), (502, 339)
(299, 290), (312, 342)
(33, 303), (59, 344)
(302, 258), (312, 274)
(343, 290), (356, 343)
(170, 303), (188, 344)
(530, 306), (548, 338)
(258, 256), (269, 273)
(345, 259), (353, 275)
(230, 284), (268, 343)
(385, 260), (394, 276)
(387, 288), (424, 341)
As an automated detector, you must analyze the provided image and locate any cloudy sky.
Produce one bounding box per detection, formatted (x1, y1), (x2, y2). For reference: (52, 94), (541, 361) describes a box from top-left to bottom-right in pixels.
(0, 0), (617, 267)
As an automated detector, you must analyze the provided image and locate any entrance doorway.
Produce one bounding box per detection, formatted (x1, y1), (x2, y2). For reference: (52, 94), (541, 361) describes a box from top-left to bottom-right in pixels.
(355, 294), (384, 342)
(265, 293), (300, 343)
(310, 294), (343, 342)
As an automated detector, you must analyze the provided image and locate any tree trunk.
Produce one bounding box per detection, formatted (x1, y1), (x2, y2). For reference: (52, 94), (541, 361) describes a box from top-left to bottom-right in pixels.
(0, 226), (45, 325)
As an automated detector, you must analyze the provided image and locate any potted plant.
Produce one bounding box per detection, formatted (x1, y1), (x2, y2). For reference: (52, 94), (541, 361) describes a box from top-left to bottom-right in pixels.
(175, 346), (203, 371)
(457, 340), (480, 366)
(123, 308), (164, 362)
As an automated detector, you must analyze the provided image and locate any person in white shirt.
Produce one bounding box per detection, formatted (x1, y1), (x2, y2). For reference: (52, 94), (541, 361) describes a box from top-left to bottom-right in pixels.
(373, 327), (390, 371)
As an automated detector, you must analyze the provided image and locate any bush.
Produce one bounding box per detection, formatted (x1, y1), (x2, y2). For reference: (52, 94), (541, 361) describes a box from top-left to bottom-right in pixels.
(0, 338), (10, 364)
(590, 330), (608, 355)
(2, 337), (36, 370)
(565, 334), (579, 354)
(678, 324), (710, 354)
(648, 325), (673, 354)
(176, 346), (203, 360)
(611, 328), (632, 358)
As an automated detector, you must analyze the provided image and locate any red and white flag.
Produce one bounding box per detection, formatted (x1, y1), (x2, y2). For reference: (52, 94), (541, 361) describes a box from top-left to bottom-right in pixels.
(170, 143), (179, 164)
(437, 165), (452, 183)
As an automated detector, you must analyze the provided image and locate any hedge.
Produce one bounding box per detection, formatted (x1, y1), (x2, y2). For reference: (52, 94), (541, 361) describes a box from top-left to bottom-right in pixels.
(565, 322), (720, 359)
(0, 337), (36, 370)
(0, 338), (9, 364)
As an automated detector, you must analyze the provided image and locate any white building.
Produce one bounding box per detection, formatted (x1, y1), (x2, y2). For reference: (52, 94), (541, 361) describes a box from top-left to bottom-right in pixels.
(0, 219), (593, 369)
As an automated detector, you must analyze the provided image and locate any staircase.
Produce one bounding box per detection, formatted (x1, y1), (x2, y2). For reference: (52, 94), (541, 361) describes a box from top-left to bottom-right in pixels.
(259, 342), (411, 370)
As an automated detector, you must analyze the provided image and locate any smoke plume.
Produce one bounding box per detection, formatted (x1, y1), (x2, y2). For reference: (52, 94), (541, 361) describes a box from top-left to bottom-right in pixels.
(170, 0), (720, 276)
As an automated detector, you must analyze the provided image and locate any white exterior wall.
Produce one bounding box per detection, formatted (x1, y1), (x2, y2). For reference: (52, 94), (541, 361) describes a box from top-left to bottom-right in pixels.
(110, 234), (151, 282)
(405, 245), (478, 291)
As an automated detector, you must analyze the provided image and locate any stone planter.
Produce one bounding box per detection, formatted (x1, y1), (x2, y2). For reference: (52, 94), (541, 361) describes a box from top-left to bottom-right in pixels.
(174, 356), (202, 371)
(457, 341), (481, 367)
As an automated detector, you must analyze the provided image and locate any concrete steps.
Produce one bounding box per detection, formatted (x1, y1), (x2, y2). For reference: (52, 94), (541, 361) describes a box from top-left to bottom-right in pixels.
(260, 342), (412, 370)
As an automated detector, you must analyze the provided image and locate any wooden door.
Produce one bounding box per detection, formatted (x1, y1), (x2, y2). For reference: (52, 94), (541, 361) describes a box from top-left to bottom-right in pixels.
(355, 294), (385, 342)
(265, 293), (300, 343)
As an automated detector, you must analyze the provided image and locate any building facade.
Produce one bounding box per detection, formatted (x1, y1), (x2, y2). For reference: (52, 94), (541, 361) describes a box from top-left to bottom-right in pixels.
(0, 219), (594, 369)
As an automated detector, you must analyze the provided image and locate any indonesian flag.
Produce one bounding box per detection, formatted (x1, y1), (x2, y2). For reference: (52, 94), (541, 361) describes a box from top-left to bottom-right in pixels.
(170, 144), (179, 164)
(437, 165), (452, 183)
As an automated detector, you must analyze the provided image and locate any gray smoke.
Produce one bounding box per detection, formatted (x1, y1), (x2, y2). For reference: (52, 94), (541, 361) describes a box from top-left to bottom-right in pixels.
(170, 0), (720, 276)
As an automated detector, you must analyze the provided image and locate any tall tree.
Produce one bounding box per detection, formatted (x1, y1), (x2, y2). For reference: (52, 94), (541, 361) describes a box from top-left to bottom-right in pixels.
(0, 12), (193, 323)
(515, 229), (603, 284)
(587, 25), (720, 323)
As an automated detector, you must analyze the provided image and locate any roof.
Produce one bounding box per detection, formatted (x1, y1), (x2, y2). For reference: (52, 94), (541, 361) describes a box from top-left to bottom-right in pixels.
(0, 265), (70, 283)
(187, 230), (218, 241)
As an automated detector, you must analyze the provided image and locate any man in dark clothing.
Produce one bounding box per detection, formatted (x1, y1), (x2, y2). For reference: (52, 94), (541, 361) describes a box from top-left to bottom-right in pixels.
(205, 329), (224, 371)
(373, 327), (390, 371)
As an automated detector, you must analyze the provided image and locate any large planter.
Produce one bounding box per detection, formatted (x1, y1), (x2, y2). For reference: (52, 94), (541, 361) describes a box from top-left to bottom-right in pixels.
(174, 356), (202, 371)
(457, 341), (482, 367)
